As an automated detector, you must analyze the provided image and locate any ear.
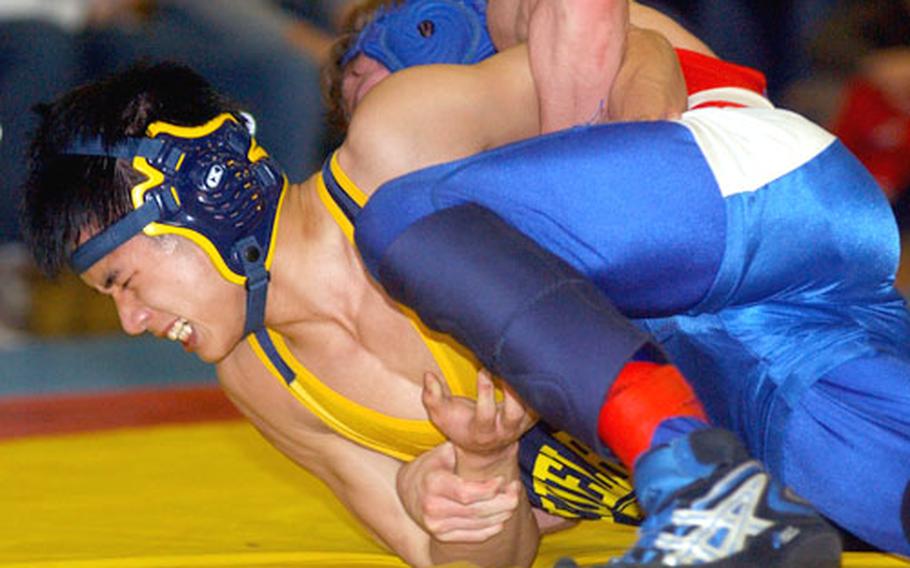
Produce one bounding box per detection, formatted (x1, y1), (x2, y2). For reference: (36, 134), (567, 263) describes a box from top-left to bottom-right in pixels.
(152, 233), (180, 254)
(238, 111), (257, 136)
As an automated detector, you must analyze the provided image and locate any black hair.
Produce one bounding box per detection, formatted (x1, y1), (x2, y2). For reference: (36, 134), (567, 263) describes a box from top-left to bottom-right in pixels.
(21, 61), (241, 276)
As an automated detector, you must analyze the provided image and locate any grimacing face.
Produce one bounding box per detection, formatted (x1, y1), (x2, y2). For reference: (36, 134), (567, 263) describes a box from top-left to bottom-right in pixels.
(80, 232), (248, 364)
(340, 53), (392, 117)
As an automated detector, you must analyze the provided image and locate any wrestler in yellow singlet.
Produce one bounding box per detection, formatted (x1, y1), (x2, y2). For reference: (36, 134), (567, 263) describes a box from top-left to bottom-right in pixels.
(247, 153), (641, 524)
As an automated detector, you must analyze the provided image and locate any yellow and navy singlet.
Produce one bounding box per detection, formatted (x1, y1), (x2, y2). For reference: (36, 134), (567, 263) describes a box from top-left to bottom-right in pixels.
(248, 152), (640, 523)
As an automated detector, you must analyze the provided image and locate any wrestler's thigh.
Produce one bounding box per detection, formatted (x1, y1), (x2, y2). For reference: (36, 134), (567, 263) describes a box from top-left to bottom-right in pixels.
(777, 354), (910, 555)
(400, 121), (727, 316)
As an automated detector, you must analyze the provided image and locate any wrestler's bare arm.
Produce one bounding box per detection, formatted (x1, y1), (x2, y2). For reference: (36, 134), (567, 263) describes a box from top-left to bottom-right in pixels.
(487, 0), (712, 129)
(524, 0), (629, 132)
(523, 1), (709, 127)
(488, 1), (713, 55)
(215, 346), (437, 565)
(215, 344), (541, 567)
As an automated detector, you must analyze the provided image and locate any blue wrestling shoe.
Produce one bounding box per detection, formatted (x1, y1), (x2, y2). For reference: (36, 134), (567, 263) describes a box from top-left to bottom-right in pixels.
(555, 429), (842, 568)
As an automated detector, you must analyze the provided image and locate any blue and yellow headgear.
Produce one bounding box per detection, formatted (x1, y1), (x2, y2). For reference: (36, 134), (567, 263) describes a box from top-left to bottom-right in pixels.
(341, 0), (495, 71)
(65, 112), (287, 337)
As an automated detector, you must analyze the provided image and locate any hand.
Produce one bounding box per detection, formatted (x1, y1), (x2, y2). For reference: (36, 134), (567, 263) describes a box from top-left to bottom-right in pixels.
(607, 27), (688, 121)
(396, 441), (522, 543)
(422, 369), (535, 462)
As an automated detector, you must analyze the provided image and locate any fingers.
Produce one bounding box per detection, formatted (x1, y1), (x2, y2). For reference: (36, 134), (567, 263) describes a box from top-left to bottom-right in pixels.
(475, 369), (497, 427)
(423, 372), (466, 435)
(433, 522), (507, 543)
(423, 369), (531, 453)
(423, 371), (448, 402)
(429, 471), (504, 504)
(422, 371), (449, 415)
(422, 480), (521, 541)
(424, 486), (518, 521)
(500, 383), (529, 432)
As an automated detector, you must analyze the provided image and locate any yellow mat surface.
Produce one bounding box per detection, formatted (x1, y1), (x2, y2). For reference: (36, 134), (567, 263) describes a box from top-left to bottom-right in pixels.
(0, 421), (906, 567)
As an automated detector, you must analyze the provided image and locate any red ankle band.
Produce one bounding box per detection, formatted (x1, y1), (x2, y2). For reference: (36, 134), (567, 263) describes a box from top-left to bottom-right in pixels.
(597, 362), (708, 470)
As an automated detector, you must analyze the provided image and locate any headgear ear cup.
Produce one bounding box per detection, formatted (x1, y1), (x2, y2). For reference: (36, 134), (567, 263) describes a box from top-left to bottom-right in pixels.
(341, 0), (496, 71)
(65, 112), (287, 336)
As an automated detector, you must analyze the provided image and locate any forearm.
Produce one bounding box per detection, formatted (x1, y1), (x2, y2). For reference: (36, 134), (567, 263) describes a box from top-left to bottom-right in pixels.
(309, 444), (439, 566)
(430, 500), (539, 568)
(428, 445), (539, 567)
(528, 0), (629, 133)
(218, 359), (437, 566)
(245, 419), (437, 565)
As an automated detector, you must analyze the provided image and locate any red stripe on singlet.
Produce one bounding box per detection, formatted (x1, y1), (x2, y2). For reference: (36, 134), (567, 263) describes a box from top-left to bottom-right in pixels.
(675, 48), (769, 110)
(676, 48), (768, 97)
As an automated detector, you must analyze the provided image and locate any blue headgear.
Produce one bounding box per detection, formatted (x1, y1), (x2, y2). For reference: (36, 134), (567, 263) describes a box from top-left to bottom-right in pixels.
(341, 0), (495, 71)
(64, 113), (287, 337)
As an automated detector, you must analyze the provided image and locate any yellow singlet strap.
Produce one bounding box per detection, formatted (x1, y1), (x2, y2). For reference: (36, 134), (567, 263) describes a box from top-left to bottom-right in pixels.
(247, 330), (445, 461)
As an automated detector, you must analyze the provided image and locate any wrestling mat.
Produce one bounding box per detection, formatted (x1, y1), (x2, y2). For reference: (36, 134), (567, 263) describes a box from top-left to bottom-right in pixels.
(1, 384), (907, 568)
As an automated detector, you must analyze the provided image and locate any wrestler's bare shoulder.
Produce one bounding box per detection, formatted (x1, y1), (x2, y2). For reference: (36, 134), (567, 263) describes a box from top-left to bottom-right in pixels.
(339, 45), (540, 197)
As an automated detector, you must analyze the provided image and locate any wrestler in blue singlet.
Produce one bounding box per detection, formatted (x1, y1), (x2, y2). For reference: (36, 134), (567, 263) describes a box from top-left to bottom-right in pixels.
(340, 0), (910, 557)
(354, 106), (910, 554)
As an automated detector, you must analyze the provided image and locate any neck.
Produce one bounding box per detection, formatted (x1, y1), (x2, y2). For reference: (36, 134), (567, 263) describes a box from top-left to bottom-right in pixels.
(261, 174), (373, 334)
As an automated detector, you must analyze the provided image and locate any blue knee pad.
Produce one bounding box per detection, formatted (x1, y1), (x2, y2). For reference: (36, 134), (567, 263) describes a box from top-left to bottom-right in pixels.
(358, 203), (656, 453)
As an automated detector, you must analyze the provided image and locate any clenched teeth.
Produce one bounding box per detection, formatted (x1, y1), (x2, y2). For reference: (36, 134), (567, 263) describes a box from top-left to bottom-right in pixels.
(167, 318), (193, 342)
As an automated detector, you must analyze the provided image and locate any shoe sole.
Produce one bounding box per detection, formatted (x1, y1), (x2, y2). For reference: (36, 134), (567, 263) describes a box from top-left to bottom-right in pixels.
(556, 526), (843, 567)
(707, 528), (843, 568)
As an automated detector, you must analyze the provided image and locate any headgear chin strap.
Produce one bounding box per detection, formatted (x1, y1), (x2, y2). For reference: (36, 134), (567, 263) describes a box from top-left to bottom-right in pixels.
(65, 112), (288, 337)
(342, 0), (495, 71)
